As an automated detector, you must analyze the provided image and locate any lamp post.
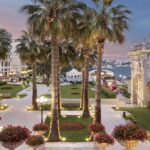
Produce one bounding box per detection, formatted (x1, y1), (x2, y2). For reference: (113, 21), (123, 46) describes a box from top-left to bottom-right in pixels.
(36, 96), (48, 123)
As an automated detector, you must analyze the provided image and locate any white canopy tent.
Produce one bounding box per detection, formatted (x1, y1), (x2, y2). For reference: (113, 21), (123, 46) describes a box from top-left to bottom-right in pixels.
(89, 69), (114, 77)
(66, 68), (82, 82)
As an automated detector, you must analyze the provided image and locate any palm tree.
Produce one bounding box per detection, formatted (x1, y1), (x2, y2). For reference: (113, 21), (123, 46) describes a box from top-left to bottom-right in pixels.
(22, 0), (87, 141)
(0, 28), (11, 60)
(92, 0), (131, 123)
(59, 40), (77, 116)
(16, 30), (41, 110)
(75, 9), (97, 117)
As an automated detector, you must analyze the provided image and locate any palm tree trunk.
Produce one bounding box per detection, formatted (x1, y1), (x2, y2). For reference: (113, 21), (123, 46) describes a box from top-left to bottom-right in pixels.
(58, 68), (62, 116)
(80, 68), (85, 110)
(82, 57), (90, 118)
(94, 48), (103, 123)
(48, 34), (60, 142)
(32, 62), (38, 110)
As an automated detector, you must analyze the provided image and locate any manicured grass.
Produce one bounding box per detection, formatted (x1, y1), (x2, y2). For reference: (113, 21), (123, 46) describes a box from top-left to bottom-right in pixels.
(42, 84), (116, 99)
(61, 84), (115, 99)
(0, 84), (28, 99)
(45, 115), (93, 142)
(114, 107), (150, 131)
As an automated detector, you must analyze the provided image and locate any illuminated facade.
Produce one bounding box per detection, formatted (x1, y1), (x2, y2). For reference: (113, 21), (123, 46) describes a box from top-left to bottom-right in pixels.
(129, 43), (150, 106)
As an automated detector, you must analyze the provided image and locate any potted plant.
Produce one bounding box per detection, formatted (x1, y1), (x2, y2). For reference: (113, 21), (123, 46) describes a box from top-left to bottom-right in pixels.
(33, 123), (49, 136)
(94, 133), (114, 150)
(112, 123), (147, 150)
(88, 123), (105, 140)
(0, 125), (31, 150)
(26, 135), (44, 150)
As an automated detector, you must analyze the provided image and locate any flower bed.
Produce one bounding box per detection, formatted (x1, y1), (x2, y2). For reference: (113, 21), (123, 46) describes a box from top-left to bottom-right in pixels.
(60, 122), (85, 130)
(1, 86), (13, 90)
(71, 92), (80, 95)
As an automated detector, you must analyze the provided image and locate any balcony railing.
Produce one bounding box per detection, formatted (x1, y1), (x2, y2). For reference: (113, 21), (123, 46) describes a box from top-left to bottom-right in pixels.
(132, 43), (150, 51)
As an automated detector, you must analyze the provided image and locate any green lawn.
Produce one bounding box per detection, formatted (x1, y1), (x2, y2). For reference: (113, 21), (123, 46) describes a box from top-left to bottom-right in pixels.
(44, 83), (116, 99)
(0, 84), (28, 99)
(45, 115), (93, 142)
(115, 107), (150, 131)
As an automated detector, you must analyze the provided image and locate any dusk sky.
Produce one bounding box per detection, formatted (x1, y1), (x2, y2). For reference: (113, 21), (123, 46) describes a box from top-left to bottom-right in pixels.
(0, 0), (150, 59)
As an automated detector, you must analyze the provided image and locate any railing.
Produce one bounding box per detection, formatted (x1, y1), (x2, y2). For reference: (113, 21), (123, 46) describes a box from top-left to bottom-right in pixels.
(132, 43), (150, 51)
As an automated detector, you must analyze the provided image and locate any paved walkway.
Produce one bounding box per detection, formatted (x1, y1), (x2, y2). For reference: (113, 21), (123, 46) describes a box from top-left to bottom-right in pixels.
(0, 84), (150, 150)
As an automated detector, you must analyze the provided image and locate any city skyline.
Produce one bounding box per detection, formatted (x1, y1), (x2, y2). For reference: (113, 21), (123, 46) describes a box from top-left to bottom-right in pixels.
(0, 0), (150, 59)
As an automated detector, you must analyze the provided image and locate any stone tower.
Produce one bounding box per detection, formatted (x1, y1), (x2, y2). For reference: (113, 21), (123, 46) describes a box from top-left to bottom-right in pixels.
(129, 43), (150, 106)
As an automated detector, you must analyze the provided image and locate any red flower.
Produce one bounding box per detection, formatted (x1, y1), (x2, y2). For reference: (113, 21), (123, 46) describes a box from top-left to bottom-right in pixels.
(0, 125), (31, 143)
(112, 123), (148, 142)
(88, 123), (105, 133)
(26, 135), (44, 146)
(33, 123), (49, 132)
(95, 133), (114, 144)
(60, 122), (85, 130)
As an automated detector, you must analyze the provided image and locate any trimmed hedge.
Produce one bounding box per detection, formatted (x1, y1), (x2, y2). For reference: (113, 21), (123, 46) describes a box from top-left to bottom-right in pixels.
(101, 87), (116, 98)
(39, 103), (80, 111)
(0, 81), (7, 86)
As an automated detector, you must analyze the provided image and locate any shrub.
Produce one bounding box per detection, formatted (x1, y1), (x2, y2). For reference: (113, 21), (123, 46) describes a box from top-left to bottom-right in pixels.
(0, 125), (31, 143)
(1, 86), (13, 90)
(60, 122), (85, 130)
(147, 102), (150, 109)
(0, 81), (7, 86)
(101, 87), (116, 98)
(112, 123), (148, 142)
(62, 103), (80, 110)
(88, 123), (105, 133)
(26, 135), (44, 147)
(71, 92), (80, 95)
(95, 133), (114, 144)
(33, 123), (49, 132)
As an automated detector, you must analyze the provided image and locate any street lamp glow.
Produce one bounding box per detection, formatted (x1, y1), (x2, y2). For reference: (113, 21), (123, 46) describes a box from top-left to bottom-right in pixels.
(36, 96), (48, 123)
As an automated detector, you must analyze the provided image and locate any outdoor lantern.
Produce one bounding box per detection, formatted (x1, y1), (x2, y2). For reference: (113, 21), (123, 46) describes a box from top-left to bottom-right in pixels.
(36, 96), (48, 123)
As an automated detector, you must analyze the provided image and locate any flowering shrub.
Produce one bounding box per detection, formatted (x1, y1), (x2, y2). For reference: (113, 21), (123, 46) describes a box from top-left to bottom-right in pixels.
(33, 123), (49, 132)
(60, 122), (85, 130)
(112, 123), (148, 142)
(95, 133), (114, 144)
(0, 125), (31, 143)
(26, 135), (44, 146)
(88, 123), (105, 133)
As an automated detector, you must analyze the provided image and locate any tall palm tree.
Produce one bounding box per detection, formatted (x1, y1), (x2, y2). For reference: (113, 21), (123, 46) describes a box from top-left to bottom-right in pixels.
(16, 30), (41, 110)
(92, 0), (131, 123)
(75, 9), (97, 117)
(0, 28), (11, 60)
(22, 0), (87, 141)
(59, 40), (77, 116)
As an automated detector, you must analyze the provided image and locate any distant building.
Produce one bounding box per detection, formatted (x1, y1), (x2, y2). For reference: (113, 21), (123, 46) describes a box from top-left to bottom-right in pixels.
(0, 41), (27, 77)
(0, 54), (11, 76)
(129, 43), (150, 106)
(10, 41), (27, 76)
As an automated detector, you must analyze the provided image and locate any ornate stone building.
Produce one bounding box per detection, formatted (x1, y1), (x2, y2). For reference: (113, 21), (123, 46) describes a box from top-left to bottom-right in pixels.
(129, 43), (150, 106)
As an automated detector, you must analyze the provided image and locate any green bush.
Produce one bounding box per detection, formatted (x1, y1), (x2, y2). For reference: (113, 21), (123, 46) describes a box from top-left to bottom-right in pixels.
(147, 102), (150, 109)
(101, 87), (116, 98)
(0, 81), (7, 86)
(41, 103), (80, 111)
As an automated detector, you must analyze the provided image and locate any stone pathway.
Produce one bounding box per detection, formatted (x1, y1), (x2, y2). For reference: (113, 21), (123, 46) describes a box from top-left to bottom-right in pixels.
(0, 84), (150, 150)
